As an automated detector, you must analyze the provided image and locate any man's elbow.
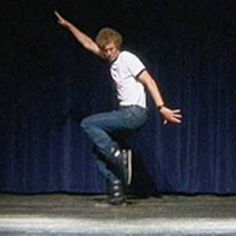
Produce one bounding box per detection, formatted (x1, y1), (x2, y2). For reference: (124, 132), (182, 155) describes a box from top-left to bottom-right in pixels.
(84, 42), (94, 50)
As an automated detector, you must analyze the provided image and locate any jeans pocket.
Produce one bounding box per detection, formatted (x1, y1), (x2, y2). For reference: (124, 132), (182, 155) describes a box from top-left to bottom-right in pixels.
(123, 107), (147, 129)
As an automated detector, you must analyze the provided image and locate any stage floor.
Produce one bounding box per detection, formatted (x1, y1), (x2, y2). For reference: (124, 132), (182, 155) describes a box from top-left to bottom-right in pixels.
(0, 193), (236, 235)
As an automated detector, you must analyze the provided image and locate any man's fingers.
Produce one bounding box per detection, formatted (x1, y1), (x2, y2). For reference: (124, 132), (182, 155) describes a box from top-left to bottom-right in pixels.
(168, 115), (182, 124)
(172, 114), (182, 123)
(172, 109), (181, 114)
(173, 114), (182, 118)
(54, 11), (62, 20)
(172, 118), (181, 124)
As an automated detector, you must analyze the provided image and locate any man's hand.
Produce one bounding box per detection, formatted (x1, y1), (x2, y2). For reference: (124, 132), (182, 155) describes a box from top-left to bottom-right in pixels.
(159, 106), (182, 124)
(54, 11), (71, 29)
(54, 11), (102, 57)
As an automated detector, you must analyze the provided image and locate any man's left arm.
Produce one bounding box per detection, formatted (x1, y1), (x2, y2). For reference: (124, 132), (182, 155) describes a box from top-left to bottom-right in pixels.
(138, 70), (182, 124)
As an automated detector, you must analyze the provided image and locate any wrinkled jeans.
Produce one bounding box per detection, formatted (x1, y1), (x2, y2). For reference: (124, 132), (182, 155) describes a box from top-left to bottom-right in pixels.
(80, 105), (148, 182)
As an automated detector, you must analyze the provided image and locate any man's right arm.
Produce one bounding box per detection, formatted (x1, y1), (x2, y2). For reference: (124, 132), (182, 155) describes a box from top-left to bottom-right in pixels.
(138, 70), (182, 124)
(54, 11), (104, 58)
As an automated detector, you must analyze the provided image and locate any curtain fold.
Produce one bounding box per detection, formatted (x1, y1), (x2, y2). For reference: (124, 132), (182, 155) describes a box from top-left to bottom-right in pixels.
(0, 0), (235, 194)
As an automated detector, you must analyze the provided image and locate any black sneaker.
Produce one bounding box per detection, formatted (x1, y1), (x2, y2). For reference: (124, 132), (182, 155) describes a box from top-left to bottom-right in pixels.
(107, 180), (126, 206)
(112, 149), (132, 186)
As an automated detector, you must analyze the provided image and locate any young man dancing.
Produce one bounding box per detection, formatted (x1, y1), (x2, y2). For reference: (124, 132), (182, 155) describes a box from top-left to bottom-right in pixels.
(55, 11), (182, 205)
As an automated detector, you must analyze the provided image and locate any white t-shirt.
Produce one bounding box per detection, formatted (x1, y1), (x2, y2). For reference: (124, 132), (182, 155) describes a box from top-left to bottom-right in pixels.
(110, 51), (147, 108)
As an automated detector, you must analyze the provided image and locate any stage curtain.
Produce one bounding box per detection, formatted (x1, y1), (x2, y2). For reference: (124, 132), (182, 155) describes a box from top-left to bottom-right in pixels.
(0, 1), (235, 194)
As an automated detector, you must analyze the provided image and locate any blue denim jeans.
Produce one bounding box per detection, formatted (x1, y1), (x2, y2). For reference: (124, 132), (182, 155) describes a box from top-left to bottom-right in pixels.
(80, 105), (148, 182)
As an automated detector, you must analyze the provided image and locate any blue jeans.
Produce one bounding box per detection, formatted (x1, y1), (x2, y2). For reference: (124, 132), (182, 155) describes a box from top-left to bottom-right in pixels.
(80, 105), (148, 182)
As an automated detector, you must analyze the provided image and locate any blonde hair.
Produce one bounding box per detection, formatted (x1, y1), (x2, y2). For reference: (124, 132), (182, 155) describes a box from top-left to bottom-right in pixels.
(95, 27), (123, 50)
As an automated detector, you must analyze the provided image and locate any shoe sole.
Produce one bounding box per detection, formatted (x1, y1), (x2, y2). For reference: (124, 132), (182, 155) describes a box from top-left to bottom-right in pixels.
(127, 149), (132, 186)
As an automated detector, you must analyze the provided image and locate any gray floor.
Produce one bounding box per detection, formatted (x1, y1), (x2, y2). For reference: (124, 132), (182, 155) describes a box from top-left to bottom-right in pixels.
(0, 194), (236, 235)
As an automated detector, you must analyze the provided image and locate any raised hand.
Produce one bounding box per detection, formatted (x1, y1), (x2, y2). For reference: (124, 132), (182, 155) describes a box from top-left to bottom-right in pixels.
(54, 11), (71, 28)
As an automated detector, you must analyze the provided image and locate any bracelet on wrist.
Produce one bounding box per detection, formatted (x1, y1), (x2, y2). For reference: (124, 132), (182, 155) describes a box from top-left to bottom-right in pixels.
(158, 104), (165, 111)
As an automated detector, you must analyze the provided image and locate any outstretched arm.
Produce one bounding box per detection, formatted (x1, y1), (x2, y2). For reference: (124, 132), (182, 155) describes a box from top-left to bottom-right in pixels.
(138, 70), (182, 124)
(54, 11), (104, 58)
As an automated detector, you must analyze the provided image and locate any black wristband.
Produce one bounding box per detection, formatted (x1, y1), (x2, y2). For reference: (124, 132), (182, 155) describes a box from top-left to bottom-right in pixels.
(158, 104), (165, 110)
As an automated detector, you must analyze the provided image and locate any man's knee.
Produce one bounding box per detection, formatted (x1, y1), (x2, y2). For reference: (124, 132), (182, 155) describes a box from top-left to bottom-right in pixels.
(80, 117), (98, 135)
(80, 117), (90, 132)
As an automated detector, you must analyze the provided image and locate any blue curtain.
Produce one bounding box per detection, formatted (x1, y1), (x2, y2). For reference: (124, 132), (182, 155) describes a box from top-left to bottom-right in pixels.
(0, 0), (235, 194)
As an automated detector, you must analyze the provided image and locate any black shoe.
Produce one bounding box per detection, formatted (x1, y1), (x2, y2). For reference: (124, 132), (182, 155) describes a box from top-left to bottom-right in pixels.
(112, 149), (132, 186)
(107, 180), (126, 206)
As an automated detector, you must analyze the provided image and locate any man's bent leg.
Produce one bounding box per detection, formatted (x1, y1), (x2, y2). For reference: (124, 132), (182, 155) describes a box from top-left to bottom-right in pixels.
(80, 111), (121, 158)
(80, 110), (131, 185)
(80, 107), (147, 185)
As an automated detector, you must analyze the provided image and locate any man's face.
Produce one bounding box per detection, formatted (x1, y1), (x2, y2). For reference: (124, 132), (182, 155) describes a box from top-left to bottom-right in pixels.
(102, 42), (120, 62)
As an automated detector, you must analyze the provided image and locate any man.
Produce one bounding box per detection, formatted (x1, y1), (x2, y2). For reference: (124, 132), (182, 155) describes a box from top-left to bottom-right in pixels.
(55, 11), (182, 205)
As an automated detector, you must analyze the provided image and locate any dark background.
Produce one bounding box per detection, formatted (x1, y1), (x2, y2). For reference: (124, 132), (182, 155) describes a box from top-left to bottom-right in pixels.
(0, 0), (235, 194)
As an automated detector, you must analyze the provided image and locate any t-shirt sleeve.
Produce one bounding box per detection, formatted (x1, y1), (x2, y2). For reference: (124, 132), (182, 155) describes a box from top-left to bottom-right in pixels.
(124, 52), (146, 77)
